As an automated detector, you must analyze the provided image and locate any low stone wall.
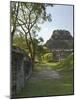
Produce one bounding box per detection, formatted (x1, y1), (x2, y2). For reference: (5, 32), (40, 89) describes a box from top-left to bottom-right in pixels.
(52, 49), (73, 61)
(11, 46), (32, 98)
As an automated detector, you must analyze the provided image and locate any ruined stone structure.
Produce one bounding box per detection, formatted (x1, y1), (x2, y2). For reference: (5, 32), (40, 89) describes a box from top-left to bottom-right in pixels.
(52, 49), (73, 61)
(11, 46), (32, 98)
(45, 30), (73, 62)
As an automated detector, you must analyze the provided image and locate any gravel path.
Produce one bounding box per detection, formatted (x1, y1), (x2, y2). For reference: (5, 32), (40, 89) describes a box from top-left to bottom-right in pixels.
(29, 68), (60, 80)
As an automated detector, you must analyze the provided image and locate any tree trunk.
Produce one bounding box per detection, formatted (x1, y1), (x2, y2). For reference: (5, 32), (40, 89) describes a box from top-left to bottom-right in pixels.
(31, 56), (35, 70)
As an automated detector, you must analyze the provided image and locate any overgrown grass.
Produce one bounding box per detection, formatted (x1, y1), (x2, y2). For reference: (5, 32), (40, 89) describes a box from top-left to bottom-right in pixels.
(34, 62), (59, 71)
(17, 54), (74, 98)
(55, 53), (74, 71)
(18, 75), (73, 98)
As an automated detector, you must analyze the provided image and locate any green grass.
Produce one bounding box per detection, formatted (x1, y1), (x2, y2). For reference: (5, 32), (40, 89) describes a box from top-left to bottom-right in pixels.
(34, 62), (59, 71)
(17, 54), (74, 98)
(18, 75), (73, 98)
(54, 53), (74, 71)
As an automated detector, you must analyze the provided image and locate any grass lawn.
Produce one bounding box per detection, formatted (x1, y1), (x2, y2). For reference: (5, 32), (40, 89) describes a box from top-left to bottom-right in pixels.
(17, 71), (73, 98)
(17, 54), (74, 98)
(34, 62), (59, 71)
(17, 67), (73, 98)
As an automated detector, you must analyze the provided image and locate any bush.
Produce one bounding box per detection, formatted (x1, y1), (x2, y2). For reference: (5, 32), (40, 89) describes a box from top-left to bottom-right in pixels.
(42, 53), (53, 62)
(56, 53), (73, 71)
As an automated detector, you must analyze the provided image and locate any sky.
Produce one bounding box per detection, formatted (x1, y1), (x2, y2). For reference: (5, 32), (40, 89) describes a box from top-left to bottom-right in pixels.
(37, 4), (73, 43)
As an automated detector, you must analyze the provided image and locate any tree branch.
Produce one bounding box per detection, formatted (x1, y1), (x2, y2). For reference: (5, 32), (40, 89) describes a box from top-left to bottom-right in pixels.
(11, 2), (19, 38)
(17, 18), (28, 29)
(29, 15), (38, 30)
(17, 21), (33, 58)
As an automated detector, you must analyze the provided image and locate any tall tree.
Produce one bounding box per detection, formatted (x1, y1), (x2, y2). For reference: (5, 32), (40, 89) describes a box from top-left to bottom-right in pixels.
(10, 2), (19, 39)
(11, 2), (52, 68)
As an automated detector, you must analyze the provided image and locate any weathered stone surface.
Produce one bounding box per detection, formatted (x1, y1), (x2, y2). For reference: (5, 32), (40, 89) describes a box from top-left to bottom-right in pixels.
(11, 46), (32, 98)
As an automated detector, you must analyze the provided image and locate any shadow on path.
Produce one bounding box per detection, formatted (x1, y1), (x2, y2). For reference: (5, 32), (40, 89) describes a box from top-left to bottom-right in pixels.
(29, 67), (60, 80)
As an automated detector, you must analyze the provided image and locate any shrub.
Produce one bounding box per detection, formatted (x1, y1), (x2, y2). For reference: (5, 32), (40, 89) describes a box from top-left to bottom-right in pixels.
(42, 53), (53, 62)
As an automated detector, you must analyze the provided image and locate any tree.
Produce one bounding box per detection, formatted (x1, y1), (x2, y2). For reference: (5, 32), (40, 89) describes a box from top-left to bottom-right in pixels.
(13, 34), (29, 53)
(33, 37), (44, 61)
(11, 2), (52, 68)
(10, 1), (19, 39)
(13, 34), (45, 62)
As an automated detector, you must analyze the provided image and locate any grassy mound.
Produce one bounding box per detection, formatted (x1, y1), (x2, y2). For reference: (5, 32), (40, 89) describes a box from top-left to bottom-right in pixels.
(56, 53), (74, 71)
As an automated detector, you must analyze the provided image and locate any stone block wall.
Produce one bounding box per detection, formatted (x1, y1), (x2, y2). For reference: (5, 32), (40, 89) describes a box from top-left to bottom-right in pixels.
(11, 46), (32, 98)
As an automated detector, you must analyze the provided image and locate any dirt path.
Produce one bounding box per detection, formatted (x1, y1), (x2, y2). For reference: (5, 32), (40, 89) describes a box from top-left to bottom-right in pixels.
(29, 67), (60, 80)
